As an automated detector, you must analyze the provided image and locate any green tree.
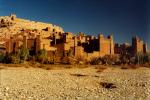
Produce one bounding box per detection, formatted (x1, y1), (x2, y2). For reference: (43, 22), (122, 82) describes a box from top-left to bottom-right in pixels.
(19, 45), (29, 62)
(0, 54), (5, 63)
(11, 53), (20, 64)
(145, 53), (150, 63)
(135, 52), (146, 65)
(37, 49), (47, 64)
(4, 52), (20, 64)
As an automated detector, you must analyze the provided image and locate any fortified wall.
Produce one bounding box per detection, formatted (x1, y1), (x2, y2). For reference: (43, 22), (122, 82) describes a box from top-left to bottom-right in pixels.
(56, 33), (115, 60)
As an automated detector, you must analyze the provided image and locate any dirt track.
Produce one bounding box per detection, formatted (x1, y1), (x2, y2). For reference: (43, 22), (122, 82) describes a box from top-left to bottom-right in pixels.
(0, 66), (150, 100)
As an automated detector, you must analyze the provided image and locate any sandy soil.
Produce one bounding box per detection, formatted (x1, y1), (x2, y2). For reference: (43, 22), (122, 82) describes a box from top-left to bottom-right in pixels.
(0, 65), (150, 100)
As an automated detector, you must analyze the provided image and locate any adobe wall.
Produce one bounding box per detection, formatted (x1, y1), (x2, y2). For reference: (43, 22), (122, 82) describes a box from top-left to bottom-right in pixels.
(5, 39), (13, 53)
(86, 51), (100, 61)
(27, 39), (35, 49)
(98, 34), (114, 56)
(136, 40), (144, 53)
(55, 43), (65, 57)
(35, 35), (41, 53)
(16, 18), (64, 33)
(75, 46), (84, 58)
(5, 38), (22, 53)
(35, 35), (55, 53)
(132, 37), (145, 54)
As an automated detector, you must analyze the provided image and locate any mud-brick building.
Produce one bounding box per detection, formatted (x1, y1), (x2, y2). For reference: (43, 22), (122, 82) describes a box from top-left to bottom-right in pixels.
(114, 43), (131, 54)
(5, 29), (57, 55)
(114, 36), (148, 56)
(0, 14), (148, 61)
(132, 36), (148, 55)
(1, 28), (148, 62)
(52, 32), (114, 60)
(73, 33), (114, 60)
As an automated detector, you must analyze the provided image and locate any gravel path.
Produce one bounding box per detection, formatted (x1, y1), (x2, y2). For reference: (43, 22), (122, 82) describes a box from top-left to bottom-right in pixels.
(0, 66), (150, 100)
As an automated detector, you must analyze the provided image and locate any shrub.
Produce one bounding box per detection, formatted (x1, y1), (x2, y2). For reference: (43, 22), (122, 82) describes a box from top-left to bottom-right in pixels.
(76, 56), (86, 65)
(61, 57), (70, 64)
(90, 55), (120, 65)
(120, 52), (131, 64)
(19, 46), (29, 62)
(144, 53), (150, 63)
(3, 52), (20, 64)
(90, 57), (102, 65)
(36, 49), (48, 64)
(134, 52), (150, 65)
(0, 54), (5, 63)
(101, 55), (120, 65)
(3, 53), (12, 64)
(2, 46), (29, 64)
(43, 58), (54, 64)
(10, 54), (20, 64)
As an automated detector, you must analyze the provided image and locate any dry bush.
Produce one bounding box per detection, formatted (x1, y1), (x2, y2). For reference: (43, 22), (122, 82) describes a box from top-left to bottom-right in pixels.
(102, 55), (120, 65)
(90, 55), (120, 65)
(90, 57), (102, 65)
(76, 56), (86, 65)
(61, 57), (70, 64)
(61, 56), (78, 65)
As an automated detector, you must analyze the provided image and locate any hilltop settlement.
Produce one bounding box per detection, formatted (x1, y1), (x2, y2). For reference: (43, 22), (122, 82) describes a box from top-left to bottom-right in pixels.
(0, 14), (149, 64)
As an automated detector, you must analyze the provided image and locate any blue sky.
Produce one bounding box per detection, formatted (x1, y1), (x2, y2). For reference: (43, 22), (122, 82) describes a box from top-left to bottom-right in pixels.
(0, 0), (150, 49)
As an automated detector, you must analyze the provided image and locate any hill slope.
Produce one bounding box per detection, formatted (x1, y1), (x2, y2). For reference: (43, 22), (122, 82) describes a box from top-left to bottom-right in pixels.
(0, 14), (64, 39)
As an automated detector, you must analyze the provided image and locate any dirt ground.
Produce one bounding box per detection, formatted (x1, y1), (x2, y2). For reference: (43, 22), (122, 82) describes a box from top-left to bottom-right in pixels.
(0, 65), (150, 100)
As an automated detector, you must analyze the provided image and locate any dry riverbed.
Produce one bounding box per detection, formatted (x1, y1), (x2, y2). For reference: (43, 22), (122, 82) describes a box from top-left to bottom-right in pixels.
(0, 65), (150, 100)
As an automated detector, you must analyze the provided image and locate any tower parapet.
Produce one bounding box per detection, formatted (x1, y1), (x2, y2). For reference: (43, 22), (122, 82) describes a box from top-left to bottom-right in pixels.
(98, 33), (104, 39)
(10, 14), (17, 21)
(98, 33), (114, 56)
(132, 36), (145, 55)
